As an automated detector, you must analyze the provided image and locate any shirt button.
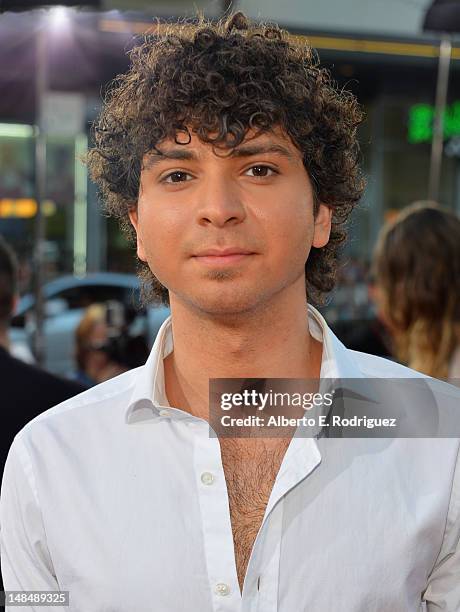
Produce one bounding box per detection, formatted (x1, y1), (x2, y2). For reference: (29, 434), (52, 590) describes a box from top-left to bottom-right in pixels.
(215, 582), (230, 596)
(159, 409), (170, 417)
(201, 472), (215, 485)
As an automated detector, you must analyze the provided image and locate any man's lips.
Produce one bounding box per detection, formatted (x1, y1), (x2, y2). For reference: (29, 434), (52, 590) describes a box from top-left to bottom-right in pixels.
(192, 247), (257, 265)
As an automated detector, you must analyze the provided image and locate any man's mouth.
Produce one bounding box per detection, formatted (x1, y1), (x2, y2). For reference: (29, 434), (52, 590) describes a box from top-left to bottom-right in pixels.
(192, 247), (257, 266)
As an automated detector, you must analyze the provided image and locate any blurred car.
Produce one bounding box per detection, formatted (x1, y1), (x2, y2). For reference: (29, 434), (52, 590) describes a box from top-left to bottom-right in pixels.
(10, 273), (170, 377)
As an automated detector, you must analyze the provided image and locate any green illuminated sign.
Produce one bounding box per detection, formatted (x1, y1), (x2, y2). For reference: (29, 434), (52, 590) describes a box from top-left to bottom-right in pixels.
(408, 102), (460, 143)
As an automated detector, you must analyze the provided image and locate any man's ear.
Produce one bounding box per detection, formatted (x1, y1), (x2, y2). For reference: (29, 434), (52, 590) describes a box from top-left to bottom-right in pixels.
(312, 203), (332, 248)
(128, 207), (147, 262)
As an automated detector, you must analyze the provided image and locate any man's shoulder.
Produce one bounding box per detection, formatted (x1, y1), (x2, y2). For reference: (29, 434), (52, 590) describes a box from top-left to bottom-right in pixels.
(349, 348), (460, 402)
(349, 349), (426, 379)
(15, 365), (143, 442)
(0, 348), (89, 468)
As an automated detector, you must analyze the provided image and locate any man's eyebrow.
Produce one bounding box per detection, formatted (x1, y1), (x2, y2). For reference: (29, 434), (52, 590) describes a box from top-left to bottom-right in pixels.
(143, 143), (295, 170)
(143, 149), (196, 170)
(230, 144), (295, 161)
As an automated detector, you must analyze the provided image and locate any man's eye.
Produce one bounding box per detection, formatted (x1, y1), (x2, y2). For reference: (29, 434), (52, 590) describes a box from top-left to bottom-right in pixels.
(163, 171), (193, 183)
(245, 165), (277, 178)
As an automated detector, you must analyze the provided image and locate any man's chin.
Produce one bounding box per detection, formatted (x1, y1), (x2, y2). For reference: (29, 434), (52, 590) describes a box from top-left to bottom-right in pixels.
(177, 287), (267, 318)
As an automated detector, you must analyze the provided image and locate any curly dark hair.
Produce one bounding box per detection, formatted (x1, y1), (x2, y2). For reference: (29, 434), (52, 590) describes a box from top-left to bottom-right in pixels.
(87, 11), (365, 307)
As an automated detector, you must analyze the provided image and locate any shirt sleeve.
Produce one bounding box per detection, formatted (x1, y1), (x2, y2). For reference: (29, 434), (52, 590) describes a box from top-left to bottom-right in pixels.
(0, 435), (65, 611)
(423, 444), (460, 610)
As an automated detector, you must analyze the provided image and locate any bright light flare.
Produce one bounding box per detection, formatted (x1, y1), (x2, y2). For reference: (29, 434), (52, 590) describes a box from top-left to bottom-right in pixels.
(48, 6), (71, 33)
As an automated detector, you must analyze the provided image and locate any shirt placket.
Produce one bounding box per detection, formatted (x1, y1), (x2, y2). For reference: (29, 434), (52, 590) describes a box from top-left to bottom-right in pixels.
(241, 437), (322, 612)
(191, 421), (242, 612)
(239, 496), (284, 612)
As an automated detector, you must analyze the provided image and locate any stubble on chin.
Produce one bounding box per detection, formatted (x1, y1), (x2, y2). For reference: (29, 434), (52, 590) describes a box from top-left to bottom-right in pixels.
(203, 269), (238, 282)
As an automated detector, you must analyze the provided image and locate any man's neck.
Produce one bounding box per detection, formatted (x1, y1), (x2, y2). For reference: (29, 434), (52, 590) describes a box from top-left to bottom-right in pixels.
(163, 284), (323, 421)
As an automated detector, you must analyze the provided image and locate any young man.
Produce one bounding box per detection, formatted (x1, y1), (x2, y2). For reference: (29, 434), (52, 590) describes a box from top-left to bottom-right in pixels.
(1, 12), (460, 611)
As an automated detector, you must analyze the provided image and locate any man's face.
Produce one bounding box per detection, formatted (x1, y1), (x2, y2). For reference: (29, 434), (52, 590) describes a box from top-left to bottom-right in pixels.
(129, 126), (331, 316)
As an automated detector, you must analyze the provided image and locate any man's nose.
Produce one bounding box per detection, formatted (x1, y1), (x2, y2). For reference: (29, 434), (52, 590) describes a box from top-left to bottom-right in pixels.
(195, 175), (246, 227)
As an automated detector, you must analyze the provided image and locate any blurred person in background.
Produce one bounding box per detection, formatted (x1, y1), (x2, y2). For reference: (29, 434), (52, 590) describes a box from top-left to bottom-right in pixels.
(74, 303), (127, 386)
(372, 202), (460, 380)
(0, 234), (86, 463)
(74, 301), (150, 386)
(331, 267), (394, 359)
(0, 235), (86, 591)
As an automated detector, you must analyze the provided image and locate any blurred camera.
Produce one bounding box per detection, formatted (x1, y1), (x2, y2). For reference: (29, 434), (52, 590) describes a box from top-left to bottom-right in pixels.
(89, 300), (149, 369)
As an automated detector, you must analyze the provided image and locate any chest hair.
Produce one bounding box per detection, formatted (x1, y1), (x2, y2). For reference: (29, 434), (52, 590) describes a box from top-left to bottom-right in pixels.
(219, 437), (291, 593)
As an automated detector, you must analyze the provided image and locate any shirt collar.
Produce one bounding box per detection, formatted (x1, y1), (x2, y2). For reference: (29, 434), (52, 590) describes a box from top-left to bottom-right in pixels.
(125, 304), (375, 424)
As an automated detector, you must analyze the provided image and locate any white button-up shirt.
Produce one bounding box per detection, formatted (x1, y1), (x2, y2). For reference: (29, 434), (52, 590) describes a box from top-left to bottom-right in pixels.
(1, 305), (460, 611)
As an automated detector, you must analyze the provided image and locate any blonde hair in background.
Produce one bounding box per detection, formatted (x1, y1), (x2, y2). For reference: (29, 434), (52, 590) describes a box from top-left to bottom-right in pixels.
(372, 202), (460, 380)
(75, 303), (107, 371)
